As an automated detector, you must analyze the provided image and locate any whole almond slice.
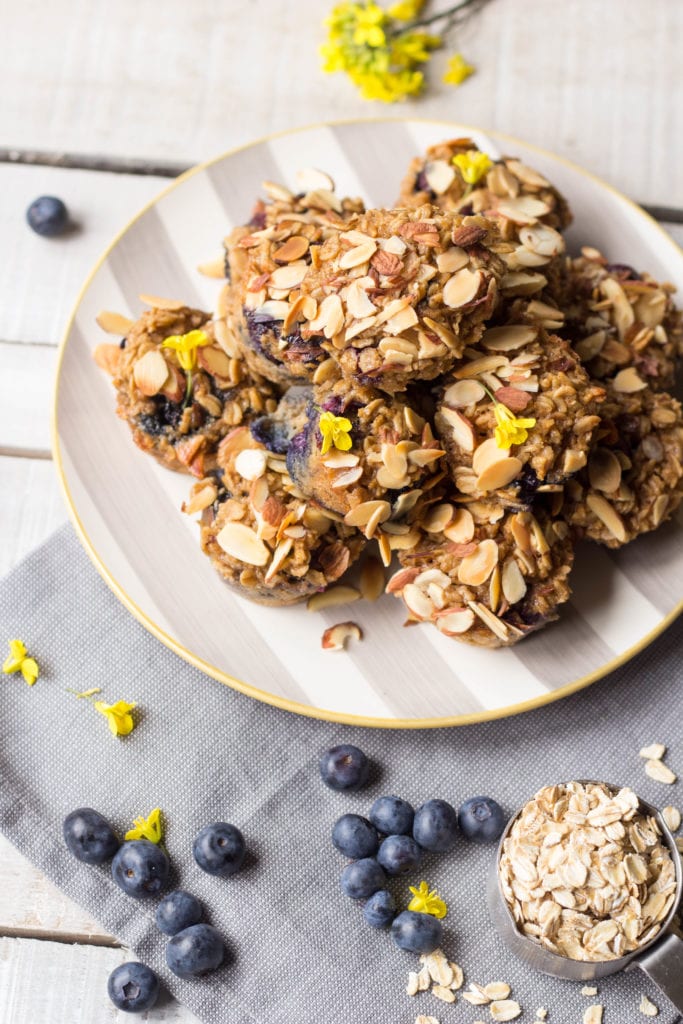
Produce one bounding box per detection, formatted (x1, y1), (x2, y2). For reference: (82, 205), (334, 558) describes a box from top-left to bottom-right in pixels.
(307, 586), (361, 612)
(93, 342), (122, 376)
(436, 608), (475, 635)
(264, 537), (293, 582)
(273, 235), (310, 263)
(296, 167), (335, 193)
(458, 538), (499, 586)
(481, 325), (538, 352)
(586, 493), (627, 543)
(96, 310), (134, 336)
(344, 500), (391, 528)
(442, 379), (486, 408)
(502, 559), (527, 605)
(424, 158), (456, 195)
(346, 280), (377, 319)
(505, 159), (550, 187)
(321, 621), (362, 651)
(454, 354), (509, 379)
(612, 366), (647, 393)
(133, 350), (170, 396)
(476, 456), (523, 493)
(216, 522), (270, 565)
(497, 195), (551, 224)
(519, 223), (564, 257)
(197, 255), (226, 278)
(588, 448), (622, 493)
(234, 448), (268, 481)
(436, 407), (476, 452)
(322, 452), (360, 469)
(360, 557), (385, 601)
(384, 305), (419, 335)
(444, 508), (475, 543)
(402, 583), (435, 621)
(270, 262), (308, 290)
(331, 466), (363, 489)
(197, 345), (232, 379)
(436, 246), (469, 273)
(422, 503), (454, 533)
(473, 437), (511, 475)
(443, 267), (482, 309)
(339, 240), (377, 269)
(139, 293), (185, 310)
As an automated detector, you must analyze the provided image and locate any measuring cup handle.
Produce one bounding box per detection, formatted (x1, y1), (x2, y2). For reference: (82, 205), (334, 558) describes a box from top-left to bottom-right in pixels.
(627, 933), (683, 1012)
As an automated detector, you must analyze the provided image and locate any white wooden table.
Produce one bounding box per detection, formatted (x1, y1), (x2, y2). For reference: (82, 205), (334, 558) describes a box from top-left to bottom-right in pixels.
(1, 1), (682, 1018)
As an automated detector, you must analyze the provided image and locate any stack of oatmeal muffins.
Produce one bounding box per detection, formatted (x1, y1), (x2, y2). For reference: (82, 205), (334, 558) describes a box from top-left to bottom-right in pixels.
(94, 139), (683, 648)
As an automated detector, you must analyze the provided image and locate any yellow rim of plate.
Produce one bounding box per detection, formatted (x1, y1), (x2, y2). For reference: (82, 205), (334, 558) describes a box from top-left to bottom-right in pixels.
(51, 116), (683, 730)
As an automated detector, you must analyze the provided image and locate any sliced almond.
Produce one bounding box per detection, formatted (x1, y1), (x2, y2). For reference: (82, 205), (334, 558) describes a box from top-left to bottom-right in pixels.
(423, 503), (454, 533)
(444, 508), (475, 543)
(601, 276), (635, 339)
(216, 522), (269, 565)
(92, 342), (122, 375)
(234, 448), (268, 481)
(407, 448), (445, 467)
(436, 407), (476, 451)
(481, 325), (537, 352)
(133, 350), (170, 396)
(96, 310), (134, 335)
(476, 456), (523, 492)
(385, 305), (419, 335)
(519, 223), (564, 257)
(295, 167), (334, 193)
(359, 557), (385, 601)
(586, 493), (627, 543)
(139, 294), (185, 310)
(612, 367), (647, 393)
(197, 255), (226, 278)
(442, 379), (486, 408)
(346, 280), (377, 319)
(269, 262), (307, 290)
(402, 583), (435, 621)
(588, 448), (622, 493)
(264, 537), (293, 582)
(182, 482), (217, 515)
(273, 235), (310, 263)
(424, 158), (456, 195)
(454, 354), (508, 379)
(500, 271), (547, 296)
(321, 621), (362, 651)
(443, 267), (482, 309)
(197, 345), (232, 379)
(502, 560), (527, 605)
(497, 195), (551, 224)
(505, 159), (550, 187)
(437, 609), (475, 635)
(308, 293), (344, 338)
(436, 246), (469, 273)
(344, 500), (391, 529)
(458, 538), (499, 586)
(645, 759), (676, 784)
(306, 586), (361, 612)
(473, 437), (510, 476)
(339, 240), (377, 269)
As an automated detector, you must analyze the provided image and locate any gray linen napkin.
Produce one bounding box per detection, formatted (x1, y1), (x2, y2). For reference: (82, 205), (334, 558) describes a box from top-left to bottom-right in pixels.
(0, 525), (681, 1024)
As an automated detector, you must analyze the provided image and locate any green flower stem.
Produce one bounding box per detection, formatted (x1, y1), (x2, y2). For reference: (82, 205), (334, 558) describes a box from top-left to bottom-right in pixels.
(389, 0), (490, 36)
(183, 371), (194, 408)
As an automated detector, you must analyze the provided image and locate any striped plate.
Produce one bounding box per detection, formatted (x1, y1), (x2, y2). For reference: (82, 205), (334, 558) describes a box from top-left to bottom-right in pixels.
(53, 119), (683, 727)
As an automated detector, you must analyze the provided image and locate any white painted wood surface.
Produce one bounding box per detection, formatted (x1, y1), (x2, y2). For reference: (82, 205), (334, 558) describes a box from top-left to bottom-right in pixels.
(0, 0), (682, 1018)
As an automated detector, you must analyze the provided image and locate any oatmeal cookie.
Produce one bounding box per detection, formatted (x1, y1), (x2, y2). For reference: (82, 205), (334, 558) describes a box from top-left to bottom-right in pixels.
(434, 324), (605, 506)
(223, 177), (366, 387)
(563, 384), (683, 547)
(285, 376), (446, 535)
(387, 498), (574, 648)
(198, 425), (364, 605)
(94, 303), (278, 477)
(297, 206), (507, 392)
(560, 247), (683, 389)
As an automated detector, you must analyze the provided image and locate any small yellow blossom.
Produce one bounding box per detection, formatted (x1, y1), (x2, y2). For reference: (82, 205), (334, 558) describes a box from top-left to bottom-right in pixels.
(408, 881), (448, 918)
(443, 51), (475, 87)
(125, 808), (163, 844)
(352, 2), (386, 47)
(391, 31), (441, 67)
(388, 0), (426, 20)
(452, 149), (492, 185)
(319, 410), (353, 455)
(94, 699), (137, 737)
(161, 329), (211, 372)
(3, 639), (39, 686)
(493, 403), (537, 449)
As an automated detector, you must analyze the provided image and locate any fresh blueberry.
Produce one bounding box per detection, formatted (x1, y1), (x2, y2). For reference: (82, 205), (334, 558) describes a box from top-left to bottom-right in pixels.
(111, 840), (170, 898)
(155, 890), (203, 936)
(391, 910), (443, 954)
(377, 834), (422, 876)
(63, 807), (119, 864)
(107, 961), (159, 1013)
(340, 858), (386, 900)
(165, 923), (224, 978)
(319, 744), (369, 791)
(369, 795), (414, 836)
(458, 796), (506, 844)
(193, 822), (245, 877)
(332, 814), (378, 859)
(26, 195), (69, 237)
(413, 799), (458, 853)
(363, 889), (396, 928)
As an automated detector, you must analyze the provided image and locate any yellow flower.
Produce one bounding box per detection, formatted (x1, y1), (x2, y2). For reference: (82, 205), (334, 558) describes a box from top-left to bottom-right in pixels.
(319, 410), (353, 455)
(352, 2), (386, 47)
(94, 699), (137, 737)
(493, 403), (536, 449)
(352, 67), (425, 102)
(391, 31), (441, 67)
(452, 149), (492, 186)
(161, 329), (211, 372)
(408, 881), (448, 918)
(388, 0), (426, 20)
(3, 639), (39, 686)
(443, 52), (475, 87)
(125, 808), (163, 844)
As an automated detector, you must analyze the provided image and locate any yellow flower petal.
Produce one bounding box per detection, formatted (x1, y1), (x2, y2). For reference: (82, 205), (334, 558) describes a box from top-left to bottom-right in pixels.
(493, 403), (536, 448)
(443, 52), (475, 87)
(20, 658), (39, 686)
(408, 880), (448, 918)
(94, 699), (137, 737)
(452, 149), (492, 185)
(319, 411), (354, 455)
(388, 0), (426, 20)
(125, 807), (163, 844)
(3, 639), (39, 684)
(161, 329), (210, 372)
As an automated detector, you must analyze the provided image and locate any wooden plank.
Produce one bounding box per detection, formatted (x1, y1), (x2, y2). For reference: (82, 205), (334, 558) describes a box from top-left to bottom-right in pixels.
(0, 936), (199, 1022)
(0, 342), (56, 454)
(0, 457), (66, 578)
(1, 0), (683, 208)
(0, 163), (167, 345)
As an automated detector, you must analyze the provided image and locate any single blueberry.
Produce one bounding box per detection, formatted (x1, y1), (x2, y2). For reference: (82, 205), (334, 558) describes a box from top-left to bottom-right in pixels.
(26, 195), (69, 237)
(155, 890), (203, 936)
(458, 796), (506, 844)
(391, 910), (443, 954)
(319, 744), (369, 791)
(340, 858), (386, 900)
(111, 840), (170, 898)
(363, 889), (396, 928)
(165, 923), (224, 978)
(107, 961), (160, 1013)
(369, 795), (414, 836)
(332, 814), (378, 859)
(63, 807), (119, 865)
(413, 799), (458, 853)
(193, 822), (245, 877)
(377, 834), (422, 877)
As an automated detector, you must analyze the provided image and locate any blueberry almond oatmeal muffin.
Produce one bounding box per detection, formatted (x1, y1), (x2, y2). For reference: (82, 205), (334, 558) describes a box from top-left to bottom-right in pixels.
(387, 498), (574, 648)
(562, 383), (683, 547)
(94, 303), (278, 477)
(198, 425), (365, 605)
(434, 324), (605, 506)
(297, 205), (507, 392)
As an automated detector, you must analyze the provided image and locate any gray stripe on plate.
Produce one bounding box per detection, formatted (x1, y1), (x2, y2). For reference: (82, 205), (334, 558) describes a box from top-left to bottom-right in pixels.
(61, 323), (312, 707)
(331, 122), (420, 208)
(107, 206), (204, 311)
(323, 599), (486, 718)
(606, 519), (683, 617)
(206, 143), (284, 225)
(513, 603), (615, 689)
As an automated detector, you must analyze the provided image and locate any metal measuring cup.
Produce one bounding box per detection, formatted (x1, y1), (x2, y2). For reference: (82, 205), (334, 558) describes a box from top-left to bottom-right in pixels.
(487, 784), (683, 1011)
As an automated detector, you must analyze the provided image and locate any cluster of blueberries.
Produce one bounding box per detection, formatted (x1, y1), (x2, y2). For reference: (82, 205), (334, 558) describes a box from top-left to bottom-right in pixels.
(320, 743), (506, 956)
(63, 808), (246, 1013)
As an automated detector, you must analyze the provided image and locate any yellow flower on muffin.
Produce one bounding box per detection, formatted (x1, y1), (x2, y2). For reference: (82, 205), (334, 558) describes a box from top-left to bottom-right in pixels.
(126, 807), (163, 844)
(94, 698), (137, 737)
(161, 329), (211, 372)
(452, 149), (492, 185)
(319, 411), (354, 455)
(443, 52), (475, 87)
(2, 639), (39, 685)
(408, 880), (448, 918)
(493, 403), (537, 449)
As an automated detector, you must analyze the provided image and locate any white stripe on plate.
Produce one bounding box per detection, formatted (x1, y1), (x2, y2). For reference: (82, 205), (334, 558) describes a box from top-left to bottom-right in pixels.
(267, 125), (371, 208)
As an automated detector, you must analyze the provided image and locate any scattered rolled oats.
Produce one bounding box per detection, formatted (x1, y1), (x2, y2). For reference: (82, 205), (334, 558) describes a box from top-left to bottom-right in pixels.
(639, 994), (659, 1016)
(485, 982), (511, 1000)
(432, 985), (456, 1003)
(583, 1006), (603, 1024)
(463, 982), (490, 1005)
(415, 1017), (440, 1024)
(448, 962), (464, 990)
(645, 759), (677, 784)
(536, 1010), (548, 1021)
(662, 806), (681, 832)
(407, 972), (419, 996)
(581, 986), (598, 996)
(490, 999), (522, 1021)
(640, 743), (666, 760)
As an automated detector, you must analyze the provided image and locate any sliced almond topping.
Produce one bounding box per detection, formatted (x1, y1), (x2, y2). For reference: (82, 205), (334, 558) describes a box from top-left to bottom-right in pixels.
(321, 621), (362, 651)
(444, 508), (475, 543)
(346, 280), (377, 319)
(295, 167), (334, 193)
(234, 448), (268, 481)
(436, 246), (469, 274)
(359, 557), (385, 601)
(500, 271), (548, 296)
(639, 743), (666, 760)
(612, 367), (647, 393)
(96, 310), (134, 335)
(473, 437), (510, 476)
(339, 240), (377, 269)
(322, 453), (360, 470)
(443, 267), (482, 309)
(402, 583), (435, 621)
(586, 493), (627, 543)
(502, 560), (527, 605)
(519, 223), (564, 257)
(423, 503), (454, 533)
(306, 585), (361, 613)
(92, 342), (122, 376)
(182, 481), (217, 515)
(269, 262), (307, 290)
(458, 538), (499, 586)
(273, 235), (309, 263)
(490, 999), (522, 1021)
(344, 500), (391, 529)
(588, 448), (622, 493)
(197, 345), (232, 379)
(331, 466), (363, 489)
(264, 537), (293, 582)
(197, 255), (226, 278)
(385, 305), (419, 335)
(497, 195), (551, 223)
(216, 522), (269, 566)
(505, 159), (550, 187)
(435, 609), (473, 636)
(436, 407), (476, 452)
(454, 354), (508, 379)
(601, 276), (635, 339)
(407, 448), (445, 467)
(139, 293), (185, 311)
(645, 759), (676, 784)
(442, 379), (486, 408)
(481, 325), (538, 352)
(133, 350), (170, 396)
(422, 316), (460, 350)
(424, 158), (456, 195)
(476, 456), (523, 492)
